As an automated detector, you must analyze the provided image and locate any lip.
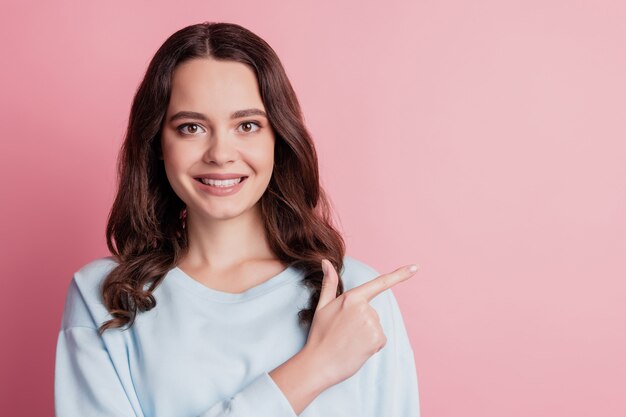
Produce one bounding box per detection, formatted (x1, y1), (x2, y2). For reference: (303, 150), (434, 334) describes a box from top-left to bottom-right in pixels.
(194, 173), (249, 180)
(194, 176), (248, 196)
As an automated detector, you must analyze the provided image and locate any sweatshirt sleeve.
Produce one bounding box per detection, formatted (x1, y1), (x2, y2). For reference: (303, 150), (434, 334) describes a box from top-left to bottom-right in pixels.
(341, 256), (421, 416)
(370, 288), (422, 417)
(55, 278), (298, 417)
(196, 372), (297, 417)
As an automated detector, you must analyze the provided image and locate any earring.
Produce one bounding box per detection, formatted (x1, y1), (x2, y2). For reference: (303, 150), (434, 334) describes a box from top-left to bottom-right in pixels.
(180, 207), (187, 230)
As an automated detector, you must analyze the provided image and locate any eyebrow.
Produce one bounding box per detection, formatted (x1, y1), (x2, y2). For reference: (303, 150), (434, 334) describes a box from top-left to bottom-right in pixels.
(168, 108), (267, 123)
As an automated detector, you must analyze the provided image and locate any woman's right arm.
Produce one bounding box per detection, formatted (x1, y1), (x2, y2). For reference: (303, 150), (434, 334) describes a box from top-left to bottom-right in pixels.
(56, 324), (313, 417)
(55, 279), (312, 417)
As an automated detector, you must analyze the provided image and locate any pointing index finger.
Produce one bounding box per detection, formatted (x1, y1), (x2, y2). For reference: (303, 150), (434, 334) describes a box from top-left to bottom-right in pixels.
(349, 264), (419, 302)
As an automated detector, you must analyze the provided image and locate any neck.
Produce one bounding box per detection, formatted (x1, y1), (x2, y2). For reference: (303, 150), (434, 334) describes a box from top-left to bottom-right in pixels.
(182, 204), (275, 271)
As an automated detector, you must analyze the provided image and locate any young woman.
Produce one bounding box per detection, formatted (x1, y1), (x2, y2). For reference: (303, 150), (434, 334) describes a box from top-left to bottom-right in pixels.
(54, 21), (421, 417)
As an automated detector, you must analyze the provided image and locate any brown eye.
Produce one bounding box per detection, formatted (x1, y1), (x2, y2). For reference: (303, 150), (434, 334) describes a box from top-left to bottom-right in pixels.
(237, 121), (261, 134)
(177, 123), (205, 136)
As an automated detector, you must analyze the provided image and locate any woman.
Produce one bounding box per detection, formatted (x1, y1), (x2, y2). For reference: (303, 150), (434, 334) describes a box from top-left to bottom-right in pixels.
(54, 21), (421, 416)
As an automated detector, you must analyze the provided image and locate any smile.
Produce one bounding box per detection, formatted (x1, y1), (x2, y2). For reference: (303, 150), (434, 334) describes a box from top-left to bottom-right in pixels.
(195, 177), (246, 187)
(193, 176), (248, 196)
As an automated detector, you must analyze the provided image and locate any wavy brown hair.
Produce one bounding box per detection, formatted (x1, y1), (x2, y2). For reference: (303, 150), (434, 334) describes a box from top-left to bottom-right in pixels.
(99, 21), (346, 335)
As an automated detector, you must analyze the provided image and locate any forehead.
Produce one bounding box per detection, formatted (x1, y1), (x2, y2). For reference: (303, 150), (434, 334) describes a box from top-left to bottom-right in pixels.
(167, 58), (265, 114)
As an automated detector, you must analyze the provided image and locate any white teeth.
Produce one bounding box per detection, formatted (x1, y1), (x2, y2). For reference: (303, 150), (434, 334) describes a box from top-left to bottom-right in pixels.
(200, 177), (243, 187)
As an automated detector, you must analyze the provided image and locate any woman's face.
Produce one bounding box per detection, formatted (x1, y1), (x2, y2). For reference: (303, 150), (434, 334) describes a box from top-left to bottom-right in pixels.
(160, 57), (275, 223)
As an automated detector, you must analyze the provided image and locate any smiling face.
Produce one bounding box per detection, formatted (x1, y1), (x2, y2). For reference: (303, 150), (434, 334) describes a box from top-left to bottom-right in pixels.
(160, 57), (275, 223)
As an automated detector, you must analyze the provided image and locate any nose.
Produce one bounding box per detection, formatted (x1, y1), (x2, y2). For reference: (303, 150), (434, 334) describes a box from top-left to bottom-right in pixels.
(202, 127), (237, 166)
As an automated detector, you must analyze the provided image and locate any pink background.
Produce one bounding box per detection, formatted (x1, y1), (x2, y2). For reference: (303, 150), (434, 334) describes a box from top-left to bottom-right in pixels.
(1, 1), (625, 416)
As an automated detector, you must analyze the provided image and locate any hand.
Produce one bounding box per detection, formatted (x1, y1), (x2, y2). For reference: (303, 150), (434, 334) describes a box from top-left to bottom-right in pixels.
(302, 259), (419, 388)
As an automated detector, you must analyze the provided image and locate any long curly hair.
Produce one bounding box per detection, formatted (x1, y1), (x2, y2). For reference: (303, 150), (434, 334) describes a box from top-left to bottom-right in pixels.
(98, 21), (346, 335)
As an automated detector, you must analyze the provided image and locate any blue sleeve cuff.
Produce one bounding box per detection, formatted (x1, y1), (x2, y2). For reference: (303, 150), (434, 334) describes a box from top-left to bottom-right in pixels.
(198, 371), (298, 417)
(239, 372), (298, 416)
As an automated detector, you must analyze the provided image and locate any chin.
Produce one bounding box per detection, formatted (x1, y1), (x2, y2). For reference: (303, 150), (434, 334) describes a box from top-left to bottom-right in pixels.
(198, 205), (257, 221)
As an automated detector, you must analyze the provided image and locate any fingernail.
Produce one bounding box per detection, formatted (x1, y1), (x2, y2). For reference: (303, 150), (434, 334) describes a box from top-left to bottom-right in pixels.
(408, 264), (419, 273)
(321, 259), (328, 275)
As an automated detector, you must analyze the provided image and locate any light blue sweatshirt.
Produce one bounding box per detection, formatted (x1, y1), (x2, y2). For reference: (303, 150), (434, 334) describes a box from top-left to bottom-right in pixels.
(54, 255), (420, 416)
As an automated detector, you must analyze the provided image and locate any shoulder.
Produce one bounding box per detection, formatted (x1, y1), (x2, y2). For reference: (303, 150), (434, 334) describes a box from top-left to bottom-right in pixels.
(75, 255), (119, 277)
(60, 256), (120, 330)
(340, 255), (390, 310)
(340, 255), (381, 288)
(73, 256), (120, 299)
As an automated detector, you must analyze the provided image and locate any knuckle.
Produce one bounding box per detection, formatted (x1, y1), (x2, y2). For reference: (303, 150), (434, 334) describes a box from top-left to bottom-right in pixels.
(364, 316), (376, 328)
(383, 274), (391, 286)
(372, 332), (386, 352)
(378, 274), (390, 289)
(378, 335), (387, 351)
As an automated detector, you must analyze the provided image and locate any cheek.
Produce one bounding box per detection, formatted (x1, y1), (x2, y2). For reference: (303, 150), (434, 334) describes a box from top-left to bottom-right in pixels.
(161, 151), (193, 196)
(162, 141), (192, 172)
(239, 137), (273, 169)
(251, 146), (274, 176)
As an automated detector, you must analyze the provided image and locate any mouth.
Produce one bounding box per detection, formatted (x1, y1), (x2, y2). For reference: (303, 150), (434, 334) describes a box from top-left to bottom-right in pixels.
(194, 176), (248, 187)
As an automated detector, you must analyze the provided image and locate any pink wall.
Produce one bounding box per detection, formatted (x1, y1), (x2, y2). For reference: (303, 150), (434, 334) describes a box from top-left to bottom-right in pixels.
(1, 1), (625, 415)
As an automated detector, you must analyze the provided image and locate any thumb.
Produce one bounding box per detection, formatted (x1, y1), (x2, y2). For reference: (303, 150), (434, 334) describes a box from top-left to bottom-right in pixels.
(316, 259), (338, 312)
